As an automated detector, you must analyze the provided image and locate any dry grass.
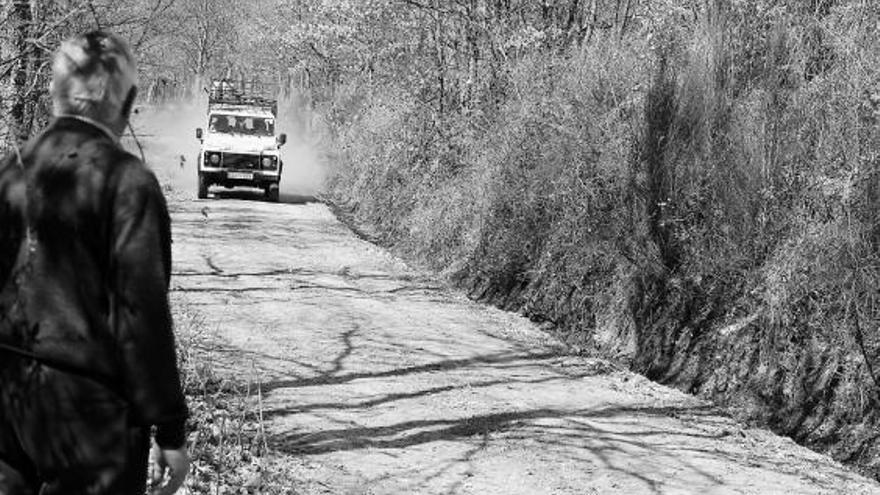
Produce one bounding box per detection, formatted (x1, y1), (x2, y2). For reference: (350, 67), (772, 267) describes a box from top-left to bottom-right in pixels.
(172, 276), (299, 494)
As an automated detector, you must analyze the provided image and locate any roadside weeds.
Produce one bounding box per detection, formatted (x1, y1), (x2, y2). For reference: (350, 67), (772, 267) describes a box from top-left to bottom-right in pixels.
(173, 300), (299, 494)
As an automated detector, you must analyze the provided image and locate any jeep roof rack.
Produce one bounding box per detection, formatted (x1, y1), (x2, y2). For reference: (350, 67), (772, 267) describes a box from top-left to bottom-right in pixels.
(207, 78), (278, 116)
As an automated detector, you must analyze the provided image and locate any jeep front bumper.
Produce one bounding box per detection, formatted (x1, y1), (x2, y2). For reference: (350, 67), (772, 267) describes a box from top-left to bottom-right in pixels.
(200, 169), (280, 188)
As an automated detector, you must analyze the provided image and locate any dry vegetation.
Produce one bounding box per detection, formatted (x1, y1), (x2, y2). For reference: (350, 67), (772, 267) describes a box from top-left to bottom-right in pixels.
(324, 0), (880, 480)
(173, 300), (298, 494)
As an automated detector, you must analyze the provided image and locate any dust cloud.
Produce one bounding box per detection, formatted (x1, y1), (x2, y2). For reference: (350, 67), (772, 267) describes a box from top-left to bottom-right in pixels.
(125, 92), (328, 202)
(125, 99), (204, 196)
(276, 94), (329, 200)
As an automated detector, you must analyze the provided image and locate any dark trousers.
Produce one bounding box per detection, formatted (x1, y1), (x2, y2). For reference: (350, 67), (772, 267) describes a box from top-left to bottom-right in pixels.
(0, 358), (150, 495)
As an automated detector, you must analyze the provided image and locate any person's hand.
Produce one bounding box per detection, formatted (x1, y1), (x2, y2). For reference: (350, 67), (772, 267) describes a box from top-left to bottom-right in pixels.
(148, 439), (190, 495)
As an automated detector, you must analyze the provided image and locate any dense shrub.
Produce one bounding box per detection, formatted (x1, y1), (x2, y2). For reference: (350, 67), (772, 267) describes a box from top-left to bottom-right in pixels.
(326, 2), (880, 479)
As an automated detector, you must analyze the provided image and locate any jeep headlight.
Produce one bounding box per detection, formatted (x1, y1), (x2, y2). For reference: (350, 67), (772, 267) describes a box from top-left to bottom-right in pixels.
(261, 156), (278, 170)
(206, 152), (221, 166)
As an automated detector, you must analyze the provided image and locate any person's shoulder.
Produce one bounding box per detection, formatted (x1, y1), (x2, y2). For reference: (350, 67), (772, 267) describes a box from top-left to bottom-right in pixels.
(30, 122), (116, 169)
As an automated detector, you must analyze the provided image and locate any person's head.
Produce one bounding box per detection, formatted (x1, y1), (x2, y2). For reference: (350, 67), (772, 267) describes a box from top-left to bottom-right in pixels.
(50, 31), (138, 136)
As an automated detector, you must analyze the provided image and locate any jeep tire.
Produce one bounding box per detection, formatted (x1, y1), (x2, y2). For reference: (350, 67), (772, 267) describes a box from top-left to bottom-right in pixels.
(198, 174), (208, 199)
(265, 184), (279, 202)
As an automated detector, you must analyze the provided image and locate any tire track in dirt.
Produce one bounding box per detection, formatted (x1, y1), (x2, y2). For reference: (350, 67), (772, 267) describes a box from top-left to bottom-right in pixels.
(170, 196), (880, 495)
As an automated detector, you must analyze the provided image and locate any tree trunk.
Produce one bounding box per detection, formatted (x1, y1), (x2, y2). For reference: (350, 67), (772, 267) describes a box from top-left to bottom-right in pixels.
(465, 0), (480, 111)
(619, 0), (635, 40)
(8, 0), (33, 145)
(565, 0), (581, 34)
(586, 0), (598, 43)
(433, 0), (445, 115)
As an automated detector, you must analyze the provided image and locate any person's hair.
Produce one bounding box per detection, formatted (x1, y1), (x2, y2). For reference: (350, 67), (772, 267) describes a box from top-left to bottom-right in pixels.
(50, 31), (138, 126)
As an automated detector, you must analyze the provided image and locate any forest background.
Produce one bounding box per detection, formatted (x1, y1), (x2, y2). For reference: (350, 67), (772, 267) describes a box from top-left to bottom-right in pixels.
(1, 0), (879, 482)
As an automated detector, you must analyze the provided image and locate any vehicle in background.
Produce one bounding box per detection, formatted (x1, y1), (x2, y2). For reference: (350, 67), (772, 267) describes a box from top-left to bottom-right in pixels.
(195, 78), (287, 201)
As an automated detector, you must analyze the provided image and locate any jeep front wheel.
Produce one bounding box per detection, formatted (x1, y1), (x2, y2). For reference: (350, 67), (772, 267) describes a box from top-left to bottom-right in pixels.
(265, 184), (279, 202)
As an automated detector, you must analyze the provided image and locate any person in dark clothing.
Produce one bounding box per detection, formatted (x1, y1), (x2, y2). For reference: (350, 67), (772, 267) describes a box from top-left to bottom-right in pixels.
(0, 32), (189, 494)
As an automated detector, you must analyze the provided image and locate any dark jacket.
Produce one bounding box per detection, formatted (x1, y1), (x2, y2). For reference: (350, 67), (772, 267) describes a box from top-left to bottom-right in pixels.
(0, 116), (187, 448)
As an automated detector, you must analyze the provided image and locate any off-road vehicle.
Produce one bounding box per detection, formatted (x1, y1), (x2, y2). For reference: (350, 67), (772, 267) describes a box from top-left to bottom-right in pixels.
(195, 79), (287, 201)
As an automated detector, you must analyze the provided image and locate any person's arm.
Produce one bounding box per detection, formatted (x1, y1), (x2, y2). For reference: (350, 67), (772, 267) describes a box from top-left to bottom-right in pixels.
(110, 161), (188, 446)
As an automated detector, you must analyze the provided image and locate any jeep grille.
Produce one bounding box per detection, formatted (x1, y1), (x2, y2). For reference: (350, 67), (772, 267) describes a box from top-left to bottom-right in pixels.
(222, 153), (260, 170)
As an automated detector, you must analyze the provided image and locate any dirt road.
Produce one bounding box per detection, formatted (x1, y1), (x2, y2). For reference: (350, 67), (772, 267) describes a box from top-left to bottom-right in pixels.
(168, 195), (880, 495)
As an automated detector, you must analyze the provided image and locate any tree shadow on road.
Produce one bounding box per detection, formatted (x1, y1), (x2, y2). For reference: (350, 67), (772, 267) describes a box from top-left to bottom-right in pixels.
(271, 403), (725, 494)
(259, 350), (562, 392)
(270, 400), (865, 494)
(273, 404), (723, 454)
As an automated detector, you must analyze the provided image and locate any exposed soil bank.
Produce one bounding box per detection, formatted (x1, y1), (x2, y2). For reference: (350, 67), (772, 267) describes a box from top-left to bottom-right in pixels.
(464, 266), (880, 481)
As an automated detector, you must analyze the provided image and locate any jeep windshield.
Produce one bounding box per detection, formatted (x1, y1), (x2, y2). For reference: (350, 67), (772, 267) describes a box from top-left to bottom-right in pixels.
(208, 114), (275, 137)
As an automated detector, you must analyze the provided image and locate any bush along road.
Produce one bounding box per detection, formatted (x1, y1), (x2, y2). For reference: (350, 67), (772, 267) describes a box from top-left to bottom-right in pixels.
(167, 196), (880, 495)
